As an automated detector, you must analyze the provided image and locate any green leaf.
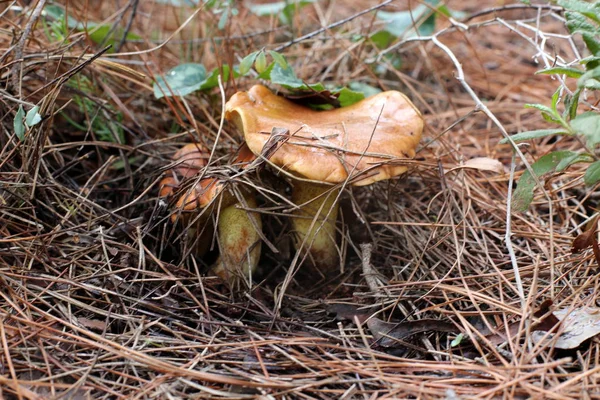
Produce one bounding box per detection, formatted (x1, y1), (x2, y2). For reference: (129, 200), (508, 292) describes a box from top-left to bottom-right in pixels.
(248, 0), (316, 24)
(524, 103), (562, 124)
(348, 82), (382, 97)
(564, 11), (600, 55)
(154, 63), (207, 98)
(578, 65), (600, 88)
(451, 333), (464, 347)
(571, 112), (600, 148)
(556, 153), (594, 172)
(499, 128), (571, 144)
(248, 2), (287, 16)
(255, 51), (268, 74)
(336, 87), (365, 107)
(268, 50), (288, 69)
(512, 151), (581, 211)
(25, 106), (42, 127)
(217, 10), (229, 30)
(564, 89), (581, 121)
(281, 0), (316, 25)
(536, 66), (584, 78)
(268, 63), (325, 91)
(43, 4), (80, 29)
(13, 105), (25, 141)
(198, 65), (232, 91)
(369, 30), (394, 49)
(155, 0), (199, 5)
(584, 160), (600, 186)
(239, 51), (259, 75)
(377, 5), (429, 38)
(558, 0), (600, 23)
(86, 25), (141, 52)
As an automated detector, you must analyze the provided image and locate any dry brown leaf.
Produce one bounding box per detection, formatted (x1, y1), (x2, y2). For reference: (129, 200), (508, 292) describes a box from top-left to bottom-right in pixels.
(367, 317), (458, 347)
(532, 307), (600, 349)
(447, 157), (505, 174)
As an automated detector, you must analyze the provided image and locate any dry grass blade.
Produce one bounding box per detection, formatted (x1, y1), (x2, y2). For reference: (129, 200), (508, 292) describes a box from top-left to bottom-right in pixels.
(1, 0), (600, 398)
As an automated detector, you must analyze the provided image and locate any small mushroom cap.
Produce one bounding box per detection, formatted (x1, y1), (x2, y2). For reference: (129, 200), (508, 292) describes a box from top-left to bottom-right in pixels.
(173, 178), (222, 217)
(232, 142), (256, 169)
(225, 85), (423, 186)
(158, 176), (179, 198)
(173, 143), (209, 178)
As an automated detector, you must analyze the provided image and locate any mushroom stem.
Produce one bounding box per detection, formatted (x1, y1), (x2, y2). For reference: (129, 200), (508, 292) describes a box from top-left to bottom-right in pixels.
(291, 181), (340, 270)
(212, 193), (262, 287)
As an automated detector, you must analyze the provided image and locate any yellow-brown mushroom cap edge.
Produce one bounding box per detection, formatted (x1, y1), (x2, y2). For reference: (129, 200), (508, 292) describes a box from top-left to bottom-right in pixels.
(224, 85), (424, 186)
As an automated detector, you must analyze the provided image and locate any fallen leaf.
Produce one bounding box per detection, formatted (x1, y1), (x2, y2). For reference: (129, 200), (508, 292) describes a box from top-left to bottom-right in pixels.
(446, 157), (505, 174)
(463, 157), (506, 173)
(326, 303), (373, 324)
(367, 317), (458, 347)
(572, 215), (599, 253)
(532, 307), (600, 349)
(572, 215), (600, 268)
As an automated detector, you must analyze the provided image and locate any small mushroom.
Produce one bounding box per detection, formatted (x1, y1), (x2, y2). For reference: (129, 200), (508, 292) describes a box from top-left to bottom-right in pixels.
(159, 143), (213, 258)
(225, 85), (423, 270)
(164, 143), (262, 287)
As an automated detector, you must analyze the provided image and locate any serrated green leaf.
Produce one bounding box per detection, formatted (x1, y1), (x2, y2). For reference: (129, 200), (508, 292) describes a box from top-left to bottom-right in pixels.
(583, 32), (600, 56)
(571, 111), (600, 148)
(13, 105), (25, 141)
(25, 106), (42, 127)
(153, 63), (207, 98)
(239, 51), (259, 75)
(512, 150), (580, 211)
(499, 128), (571, 144)
(559, 0), (600, 23)
(268, 50), (288, 69)
(536, 66), (584, 78)
(336, 87), (365, 107)
(584, 160), (600, 186)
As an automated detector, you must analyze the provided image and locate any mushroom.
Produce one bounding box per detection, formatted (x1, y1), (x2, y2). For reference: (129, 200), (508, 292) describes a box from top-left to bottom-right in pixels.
(225, 85), (423, 270)
(164, 143), (262, 287)
(159, 143), (213, 258)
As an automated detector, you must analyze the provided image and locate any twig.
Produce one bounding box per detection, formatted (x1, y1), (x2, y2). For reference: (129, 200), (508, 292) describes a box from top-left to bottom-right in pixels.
(10, 0), (47, 92)
(274, 0), (394, 52)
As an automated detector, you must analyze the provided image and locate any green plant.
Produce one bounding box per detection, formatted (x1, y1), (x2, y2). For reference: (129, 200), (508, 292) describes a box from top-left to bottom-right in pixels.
(503, 0), (600, 211)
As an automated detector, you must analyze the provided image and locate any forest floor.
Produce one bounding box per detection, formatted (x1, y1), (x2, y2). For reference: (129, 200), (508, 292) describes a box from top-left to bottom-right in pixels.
(1, 0), (599, 398)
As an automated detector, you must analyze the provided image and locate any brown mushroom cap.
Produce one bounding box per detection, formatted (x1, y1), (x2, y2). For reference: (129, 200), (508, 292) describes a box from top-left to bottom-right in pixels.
(173, 143), (209, 178)
(173, 178), (223, 222)
(225, 85), (424, 186)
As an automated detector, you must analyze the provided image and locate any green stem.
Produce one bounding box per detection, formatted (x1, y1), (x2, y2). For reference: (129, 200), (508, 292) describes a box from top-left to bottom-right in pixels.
(291, 181), (340, 270)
